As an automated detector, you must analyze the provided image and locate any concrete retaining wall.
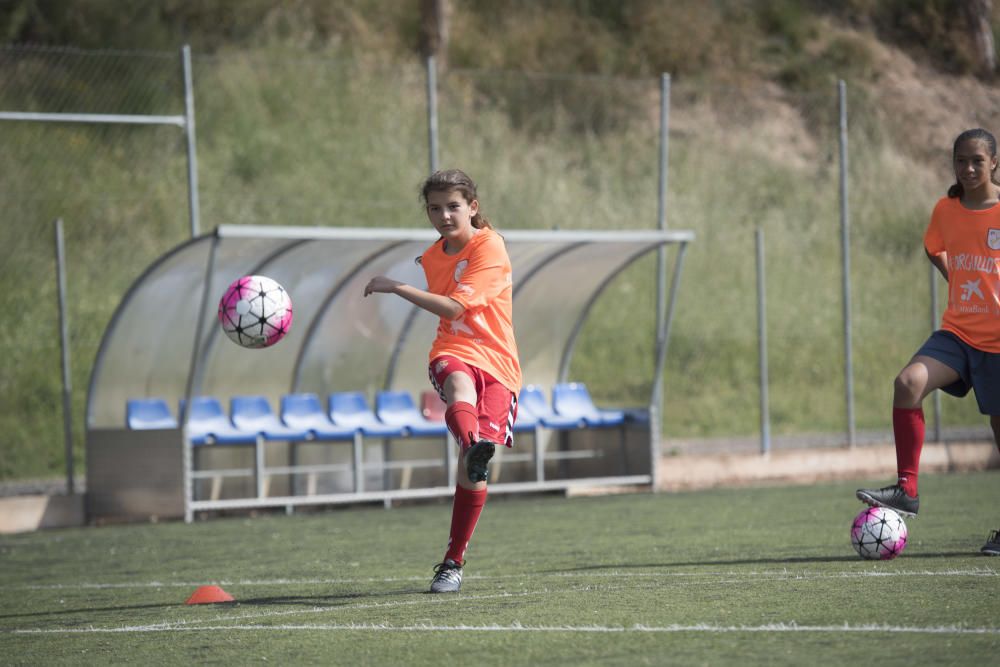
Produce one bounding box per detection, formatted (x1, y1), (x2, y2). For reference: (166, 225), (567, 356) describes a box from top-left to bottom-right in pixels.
(656, 440), (1000, 491)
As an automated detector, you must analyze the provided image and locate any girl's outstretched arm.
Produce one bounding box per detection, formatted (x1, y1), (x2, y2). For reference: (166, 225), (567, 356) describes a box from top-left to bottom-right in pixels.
(363, 276), (465, 320)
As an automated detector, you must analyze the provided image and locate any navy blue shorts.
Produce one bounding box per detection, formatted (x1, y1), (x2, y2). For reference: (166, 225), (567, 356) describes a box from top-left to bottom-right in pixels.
(916, 330), (1000, 415)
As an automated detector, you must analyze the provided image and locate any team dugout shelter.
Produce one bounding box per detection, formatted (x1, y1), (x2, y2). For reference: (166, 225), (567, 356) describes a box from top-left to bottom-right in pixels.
(86, 225), (693, 522)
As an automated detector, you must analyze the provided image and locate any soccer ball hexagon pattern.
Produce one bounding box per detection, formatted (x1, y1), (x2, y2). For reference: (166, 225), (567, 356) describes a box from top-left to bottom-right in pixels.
(218, 275), (293, 349)
(851, 506), (908, 560)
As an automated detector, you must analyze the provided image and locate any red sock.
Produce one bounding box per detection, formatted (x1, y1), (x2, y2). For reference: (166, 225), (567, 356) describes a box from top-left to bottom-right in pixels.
(444, 485), (487, 564)
(893, 407), (924, 497)
(445, 401), (479, 452)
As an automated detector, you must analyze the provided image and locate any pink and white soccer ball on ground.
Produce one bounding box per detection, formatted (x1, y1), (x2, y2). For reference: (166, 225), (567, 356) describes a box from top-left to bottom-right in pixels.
(218, 275), (293, 349)
(851, 506), (908, 560)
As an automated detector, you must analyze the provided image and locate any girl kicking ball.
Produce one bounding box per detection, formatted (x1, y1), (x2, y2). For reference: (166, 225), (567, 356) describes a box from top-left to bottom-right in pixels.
(364, 169), (522, 590)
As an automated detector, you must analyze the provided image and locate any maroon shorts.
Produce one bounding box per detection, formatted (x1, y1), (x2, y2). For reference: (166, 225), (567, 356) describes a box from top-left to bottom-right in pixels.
(428, 355), (518, 447)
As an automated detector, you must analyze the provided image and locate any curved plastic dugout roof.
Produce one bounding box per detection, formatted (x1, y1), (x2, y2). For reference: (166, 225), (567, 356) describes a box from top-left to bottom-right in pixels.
(86, 225), (693, 428)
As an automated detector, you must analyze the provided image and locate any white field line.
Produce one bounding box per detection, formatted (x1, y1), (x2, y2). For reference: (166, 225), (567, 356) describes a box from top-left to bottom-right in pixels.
(5, 588), (567, 634)
(5, 582), (998, 638)
(4, 566), (996, 591)
(11, 621), (1000, 636)
(10, 584), (656, 633)
(7, 589), (552, 634)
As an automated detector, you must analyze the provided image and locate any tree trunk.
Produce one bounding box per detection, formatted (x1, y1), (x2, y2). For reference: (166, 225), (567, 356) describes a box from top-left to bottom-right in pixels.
(961, 0), (996, 75)
(420, 0), (451, 72)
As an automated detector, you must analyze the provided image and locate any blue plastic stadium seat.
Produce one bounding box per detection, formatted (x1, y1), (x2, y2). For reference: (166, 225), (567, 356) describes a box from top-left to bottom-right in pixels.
(552, 382), (625, 427)
(183, 396), (258, 446)
(126, 398), (178, 430)
(280, 393), (355, 441)
(328, 392), (405, 437)
(512, 397), (540, 433)
(518, 385), (579, 429)
(375, 390), (449, 437)
(231, 395), (310, 441)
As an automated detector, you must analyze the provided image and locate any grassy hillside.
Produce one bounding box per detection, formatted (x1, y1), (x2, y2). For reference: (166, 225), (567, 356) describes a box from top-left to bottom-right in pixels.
(5, 1), (997, 80)
(3, 1), (1000, 480)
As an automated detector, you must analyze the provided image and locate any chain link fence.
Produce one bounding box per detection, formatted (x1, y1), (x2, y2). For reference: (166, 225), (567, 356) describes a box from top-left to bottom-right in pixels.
(0, 46), (192, 483)
(1, 43), (994, 483)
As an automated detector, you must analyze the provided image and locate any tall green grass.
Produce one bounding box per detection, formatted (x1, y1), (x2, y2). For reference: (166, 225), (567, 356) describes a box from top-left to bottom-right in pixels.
(0, 45), (989, 481)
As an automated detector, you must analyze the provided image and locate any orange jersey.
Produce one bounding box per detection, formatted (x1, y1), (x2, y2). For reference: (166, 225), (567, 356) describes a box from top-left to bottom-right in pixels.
(420, 228), (522, 392)
(924, 196), (1000, 352)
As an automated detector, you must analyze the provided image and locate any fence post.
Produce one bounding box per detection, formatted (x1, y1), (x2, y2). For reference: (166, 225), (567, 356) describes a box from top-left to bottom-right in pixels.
(426, 55), (439, 174)
(657, 73), (670, 232)
(756, 228), (771, 455)
(930, 264), (942, 441)
(838, 80), (856, 448)
(54, 218), (75, 494)
(651, 72), (671, 490)
(182, 44), (201, 238)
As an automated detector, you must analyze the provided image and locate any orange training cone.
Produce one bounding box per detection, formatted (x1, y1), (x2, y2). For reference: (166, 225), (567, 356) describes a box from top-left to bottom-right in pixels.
(185, 585), (235, 605)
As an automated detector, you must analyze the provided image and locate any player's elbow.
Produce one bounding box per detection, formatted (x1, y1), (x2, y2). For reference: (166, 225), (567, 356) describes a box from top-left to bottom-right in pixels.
(443, 299), (465, 320)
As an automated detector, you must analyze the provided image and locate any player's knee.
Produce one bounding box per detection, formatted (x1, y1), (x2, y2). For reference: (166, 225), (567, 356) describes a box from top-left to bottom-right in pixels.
(893, 368), (925, 403)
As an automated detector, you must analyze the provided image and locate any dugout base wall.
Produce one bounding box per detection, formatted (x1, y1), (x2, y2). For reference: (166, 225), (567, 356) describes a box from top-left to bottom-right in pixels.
(85, 423), (656, 521)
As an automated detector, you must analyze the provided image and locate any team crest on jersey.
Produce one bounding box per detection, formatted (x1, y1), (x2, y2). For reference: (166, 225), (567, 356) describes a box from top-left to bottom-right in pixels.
(434, 359), (449, 373)
(454, 259), (469, 282)
(989, 229), (1000, 250)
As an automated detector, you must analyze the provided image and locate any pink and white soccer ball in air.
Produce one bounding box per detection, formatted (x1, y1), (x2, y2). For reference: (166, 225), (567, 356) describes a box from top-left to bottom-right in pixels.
(218, 275), (293, 349)
(851, 506), (908, 560)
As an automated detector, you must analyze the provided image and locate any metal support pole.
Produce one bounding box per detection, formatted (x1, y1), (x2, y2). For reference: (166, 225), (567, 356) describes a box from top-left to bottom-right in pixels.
(651, 73), (671, 489)
(181, 231), (220, 522)
(838, 80), (856, 448)
(54, 218), (75, 494)
(353, 433), (365, 494)
(930, 264), (942, 441)
(182, 44), (201, 238)
(657, 74), (670, 232)
(0, 111), (184, 125)
(756, 228), (771, 455)
(650, 242), (687, 490)
(426, 55), (439, 174)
